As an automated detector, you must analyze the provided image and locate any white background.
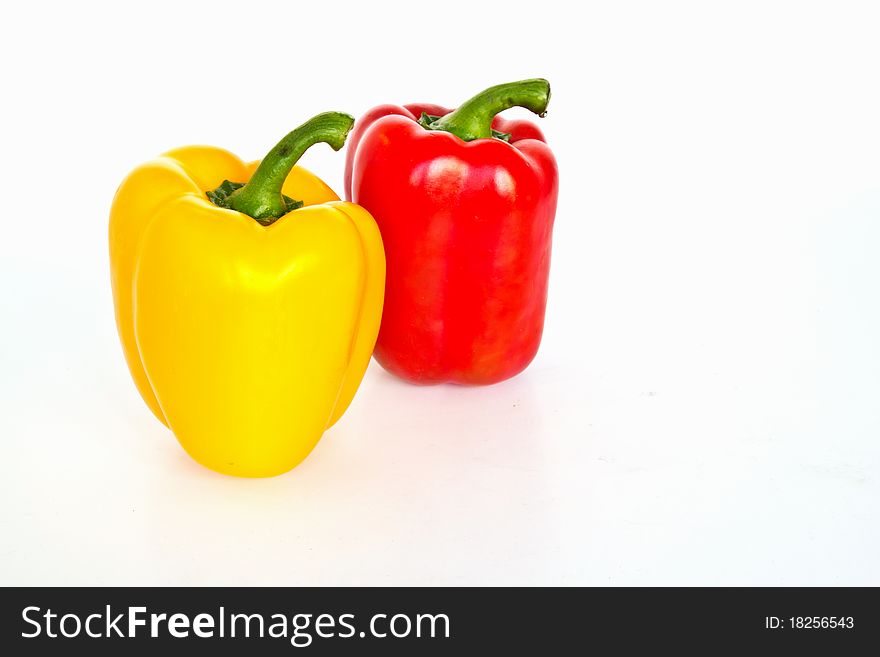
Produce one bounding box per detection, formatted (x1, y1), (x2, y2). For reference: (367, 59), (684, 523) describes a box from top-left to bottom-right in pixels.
(1, 1), (878, 585)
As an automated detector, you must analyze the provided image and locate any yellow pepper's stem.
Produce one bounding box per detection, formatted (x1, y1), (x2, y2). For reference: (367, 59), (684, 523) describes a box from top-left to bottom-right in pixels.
(216, 112), (355, 225)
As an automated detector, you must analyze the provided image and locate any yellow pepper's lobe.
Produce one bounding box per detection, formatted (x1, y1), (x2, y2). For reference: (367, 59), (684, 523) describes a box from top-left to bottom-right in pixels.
(109, 145), (384, 477)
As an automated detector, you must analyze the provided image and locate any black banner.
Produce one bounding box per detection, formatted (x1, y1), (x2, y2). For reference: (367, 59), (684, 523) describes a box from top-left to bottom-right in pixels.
(0, 587), (875, 653)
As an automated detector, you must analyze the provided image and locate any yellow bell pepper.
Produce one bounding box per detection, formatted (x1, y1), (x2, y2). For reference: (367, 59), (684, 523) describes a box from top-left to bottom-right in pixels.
(109, 112), (385, 477)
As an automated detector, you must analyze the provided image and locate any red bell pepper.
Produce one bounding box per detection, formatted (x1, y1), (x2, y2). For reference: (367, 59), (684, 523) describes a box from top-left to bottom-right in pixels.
(345, 79), (558, 385)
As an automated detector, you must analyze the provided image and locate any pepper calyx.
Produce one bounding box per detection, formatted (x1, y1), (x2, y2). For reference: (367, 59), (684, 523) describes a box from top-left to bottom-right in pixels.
(206, 180), (303, 226)
(418, 113), (511, 142)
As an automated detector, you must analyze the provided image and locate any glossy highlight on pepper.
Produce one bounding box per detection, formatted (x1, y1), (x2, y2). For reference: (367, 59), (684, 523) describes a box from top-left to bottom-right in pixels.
(110, 112), (385, 477)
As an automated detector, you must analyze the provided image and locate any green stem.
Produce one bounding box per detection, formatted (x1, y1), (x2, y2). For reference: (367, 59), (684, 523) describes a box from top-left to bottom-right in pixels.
(423, 79), (550, 142)
(219, 112), (354, 224)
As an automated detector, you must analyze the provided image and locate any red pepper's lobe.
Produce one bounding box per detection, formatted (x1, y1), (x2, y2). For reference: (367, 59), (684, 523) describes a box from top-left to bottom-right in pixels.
(344, 104), (546, 201)
(348, 107), (558, 385)
(344, 104), (448, 200)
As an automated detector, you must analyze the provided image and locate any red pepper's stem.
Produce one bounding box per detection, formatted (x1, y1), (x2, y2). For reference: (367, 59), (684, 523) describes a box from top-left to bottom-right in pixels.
(424, 79), (551, 142)
(221, 112), (354, 224)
